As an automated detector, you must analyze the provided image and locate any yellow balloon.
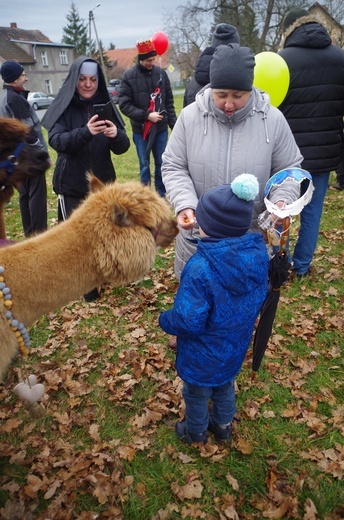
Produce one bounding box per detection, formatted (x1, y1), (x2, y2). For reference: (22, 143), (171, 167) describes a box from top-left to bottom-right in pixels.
(253, 52), (290, 108)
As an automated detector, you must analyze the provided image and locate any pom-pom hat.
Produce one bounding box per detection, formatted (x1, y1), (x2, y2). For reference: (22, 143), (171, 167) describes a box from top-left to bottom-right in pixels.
(0, 61), (24, 83)
(211, 23), (240, 47)
(210, 43), (255, 92)
(195, 174), (259, 238)
(137, 39), (157, 60)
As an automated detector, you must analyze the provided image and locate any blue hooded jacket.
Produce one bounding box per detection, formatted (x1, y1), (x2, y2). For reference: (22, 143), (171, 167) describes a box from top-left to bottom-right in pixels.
(159, 232), (269, 386)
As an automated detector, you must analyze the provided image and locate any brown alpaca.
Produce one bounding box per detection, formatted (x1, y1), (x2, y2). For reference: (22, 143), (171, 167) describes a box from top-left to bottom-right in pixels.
(0, 176), (178, 380)
(0, 117), (50, 239)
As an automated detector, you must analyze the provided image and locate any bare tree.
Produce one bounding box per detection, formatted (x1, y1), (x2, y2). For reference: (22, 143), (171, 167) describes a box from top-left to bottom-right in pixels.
(163, 3), (211, 80)
(325, 0), (344, 24)
(164, 0), (344, 80)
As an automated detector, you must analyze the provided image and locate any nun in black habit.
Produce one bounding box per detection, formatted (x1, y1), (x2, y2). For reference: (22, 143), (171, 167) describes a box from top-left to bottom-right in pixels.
(42, 55), (129, 220)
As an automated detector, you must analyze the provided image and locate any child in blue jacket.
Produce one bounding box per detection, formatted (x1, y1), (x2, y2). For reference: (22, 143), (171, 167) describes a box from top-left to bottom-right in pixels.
(159, 174), (269, 444)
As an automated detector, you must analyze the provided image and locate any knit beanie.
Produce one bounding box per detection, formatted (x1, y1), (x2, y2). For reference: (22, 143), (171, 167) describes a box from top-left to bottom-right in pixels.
(195, 174), (259, 238)
(283, 8), (309, 32)
(210, 44), (255, 91)
(211, 23), (240, 47)
(0, 61), (24, 83)
(136, 39), (157, 61)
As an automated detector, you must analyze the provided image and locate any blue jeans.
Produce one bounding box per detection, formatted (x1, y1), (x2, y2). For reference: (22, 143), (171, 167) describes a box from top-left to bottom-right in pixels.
(292, 172), (330, 275)
(133, 130), (167, 197)
(182, 380), (236, 435)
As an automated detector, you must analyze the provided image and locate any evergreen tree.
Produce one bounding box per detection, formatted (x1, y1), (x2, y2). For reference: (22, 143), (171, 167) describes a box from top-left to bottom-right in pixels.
(62, 2), (89, 57)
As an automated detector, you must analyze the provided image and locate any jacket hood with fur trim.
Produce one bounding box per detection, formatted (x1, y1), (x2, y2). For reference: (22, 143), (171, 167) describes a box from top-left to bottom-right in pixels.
(282, 15), (332, 49)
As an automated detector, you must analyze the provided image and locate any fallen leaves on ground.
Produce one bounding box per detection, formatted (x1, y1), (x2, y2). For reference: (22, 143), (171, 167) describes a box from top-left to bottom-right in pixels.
(0, 214), (343, 520)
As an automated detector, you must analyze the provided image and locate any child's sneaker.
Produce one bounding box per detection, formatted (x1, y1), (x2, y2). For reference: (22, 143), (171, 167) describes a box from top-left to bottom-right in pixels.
(207, 419), (232, 443)
(175, 420), (207, 445)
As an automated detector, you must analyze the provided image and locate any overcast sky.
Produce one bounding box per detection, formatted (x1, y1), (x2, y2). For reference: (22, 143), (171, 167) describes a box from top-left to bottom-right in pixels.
(1, 0), (189, 49)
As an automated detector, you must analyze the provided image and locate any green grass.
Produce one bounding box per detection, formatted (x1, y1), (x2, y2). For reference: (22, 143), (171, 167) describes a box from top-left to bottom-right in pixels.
(0, 94), (343, 519)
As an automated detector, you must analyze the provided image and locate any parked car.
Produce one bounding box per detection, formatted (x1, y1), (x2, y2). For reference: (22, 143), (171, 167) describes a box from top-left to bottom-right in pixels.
(107, 79), (121, 104)
(28, 92), (54, 110)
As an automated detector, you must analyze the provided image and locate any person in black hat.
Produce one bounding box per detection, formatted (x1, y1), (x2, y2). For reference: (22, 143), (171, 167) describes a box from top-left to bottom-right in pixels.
(118, 39), (177, 197)
(278, 9), (344, 278)
(183, 23), (240, 107)
(159, 174), (269, 445)
(0, 60), (51, 237)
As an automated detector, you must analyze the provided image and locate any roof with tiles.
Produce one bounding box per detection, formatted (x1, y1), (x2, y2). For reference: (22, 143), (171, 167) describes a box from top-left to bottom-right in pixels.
(0, 24), (52, 64)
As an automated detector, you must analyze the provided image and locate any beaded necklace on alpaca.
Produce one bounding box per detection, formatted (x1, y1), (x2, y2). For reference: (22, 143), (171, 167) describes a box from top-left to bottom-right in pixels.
(0, 265), (31, 355)
(1, 265), (45, 418)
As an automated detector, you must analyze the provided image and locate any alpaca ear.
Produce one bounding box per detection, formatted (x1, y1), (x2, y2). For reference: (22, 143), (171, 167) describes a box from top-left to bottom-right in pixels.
(87, 173), (105, 193)
(113, 206), (132, 227)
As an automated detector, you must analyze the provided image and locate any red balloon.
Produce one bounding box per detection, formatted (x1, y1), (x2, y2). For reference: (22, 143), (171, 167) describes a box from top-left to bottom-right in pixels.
(152, 32), (169, 56)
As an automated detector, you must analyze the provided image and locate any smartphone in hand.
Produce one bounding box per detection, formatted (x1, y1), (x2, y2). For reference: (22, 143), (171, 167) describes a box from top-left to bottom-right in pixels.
(92, 104), (107, 119)
(92, 101), (112, 121)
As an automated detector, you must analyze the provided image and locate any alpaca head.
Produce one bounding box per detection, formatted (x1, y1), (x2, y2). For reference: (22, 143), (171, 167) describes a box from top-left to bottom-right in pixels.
(71, 176), (179, 285)
(0, 118), (50, 190)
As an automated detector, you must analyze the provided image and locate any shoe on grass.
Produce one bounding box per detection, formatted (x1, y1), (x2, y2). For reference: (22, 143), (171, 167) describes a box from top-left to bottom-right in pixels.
(175, 420), (207, 445)
(291, 267), (312, 280)
(208, 418), (232, 443)
(84, 288), (100, 302)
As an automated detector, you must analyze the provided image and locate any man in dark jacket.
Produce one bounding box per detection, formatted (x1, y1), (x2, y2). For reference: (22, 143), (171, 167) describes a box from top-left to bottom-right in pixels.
(278, 9), (344, 278)
(118, 39), (176, 197)
(183, 23), (240, 107)
(0, 60), (50, 237)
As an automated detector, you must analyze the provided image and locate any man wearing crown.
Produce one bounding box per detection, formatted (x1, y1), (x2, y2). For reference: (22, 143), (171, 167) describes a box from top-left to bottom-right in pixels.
(118, 39), (177, 197)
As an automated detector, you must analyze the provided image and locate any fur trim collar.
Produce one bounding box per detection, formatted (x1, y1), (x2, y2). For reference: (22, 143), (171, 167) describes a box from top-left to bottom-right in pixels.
(282, 15), (320, 47)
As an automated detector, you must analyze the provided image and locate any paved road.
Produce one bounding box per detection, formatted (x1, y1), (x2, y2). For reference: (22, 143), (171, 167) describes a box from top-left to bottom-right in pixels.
(35, 109), (46, 121)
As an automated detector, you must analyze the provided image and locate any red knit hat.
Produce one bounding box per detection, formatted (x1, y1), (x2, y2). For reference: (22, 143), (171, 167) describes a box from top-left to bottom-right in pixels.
(137, 39), (157, 60)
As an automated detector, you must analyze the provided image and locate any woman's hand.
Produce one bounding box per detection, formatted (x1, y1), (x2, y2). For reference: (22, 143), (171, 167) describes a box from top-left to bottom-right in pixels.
(87, 114), (108, 135)
(102, 120), (118, 138)
(177, 209), (196, 230)
(271, 200), (286, 225)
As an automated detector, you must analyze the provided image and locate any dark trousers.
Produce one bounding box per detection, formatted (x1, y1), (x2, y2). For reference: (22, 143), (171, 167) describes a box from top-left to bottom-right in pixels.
(57, 194), (83, 222)
(336, 161), (344, 187)
(18, 175), (47, 237)
(336, 140), (344, 187)
(57, 194), (99, 301)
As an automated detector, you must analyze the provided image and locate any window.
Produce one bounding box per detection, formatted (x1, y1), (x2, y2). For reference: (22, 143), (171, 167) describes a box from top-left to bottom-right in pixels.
(41, 51), (48, 67)
(45, 79), (52, 96)
(60, 50), (68, 65)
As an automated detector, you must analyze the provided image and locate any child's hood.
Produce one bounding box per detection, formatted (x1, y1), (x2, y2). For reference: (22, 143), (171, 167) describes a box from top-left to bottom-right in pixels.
(197, 233), (268, 295)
